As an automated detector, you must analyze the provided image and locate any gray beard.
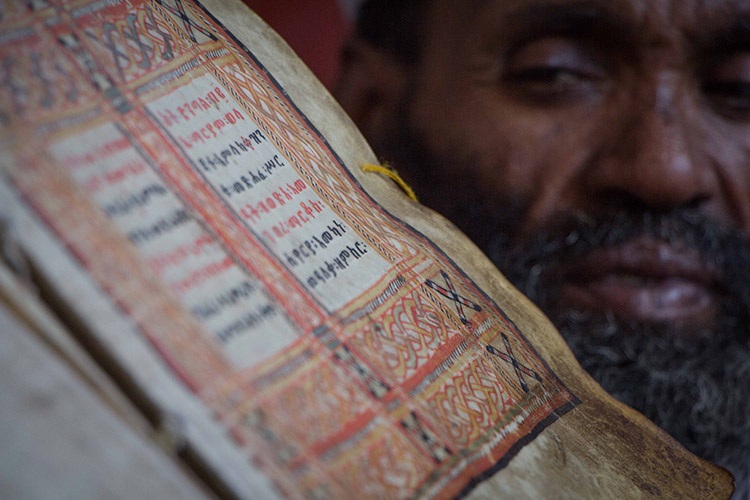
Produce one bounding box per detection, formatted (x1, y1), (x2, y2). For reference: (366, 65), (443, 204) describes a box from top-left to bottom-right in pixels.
(487, 209), (750, 498)
(377, 100), (750, 495)
(554, 311), (750, 499)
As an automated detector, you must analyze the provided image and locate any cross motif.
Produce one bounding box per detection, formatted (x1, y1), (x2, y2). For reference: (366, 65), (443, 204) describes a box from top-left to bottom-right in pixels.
(425, 270), (481, 325)
(486, 334), (542, 393)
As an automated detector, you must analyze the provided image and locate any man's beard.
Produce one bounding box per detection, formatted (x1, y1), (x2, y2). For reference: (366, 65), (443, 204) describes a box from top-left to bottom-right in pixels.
(376, 106), (750, 495)
(487, 209), (750, 498)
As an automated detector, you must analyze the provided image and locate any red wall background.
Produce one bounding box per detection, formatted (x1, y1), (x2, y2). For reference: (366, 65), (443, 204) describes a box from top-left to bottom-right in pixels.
(243, 0), (353, 90)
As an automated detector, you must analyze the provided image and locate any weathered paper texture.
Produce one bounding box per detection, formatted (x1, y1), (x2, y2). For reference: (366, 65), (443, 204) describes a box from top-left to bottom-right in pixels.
(0, 0), (733, 498)
(0, 264), (209, 498)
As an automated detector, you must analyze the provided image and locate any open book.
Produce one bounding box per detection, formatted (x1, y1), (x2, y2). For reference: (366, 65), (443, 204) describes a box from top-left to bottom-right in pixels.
(0, 1), (734, 498)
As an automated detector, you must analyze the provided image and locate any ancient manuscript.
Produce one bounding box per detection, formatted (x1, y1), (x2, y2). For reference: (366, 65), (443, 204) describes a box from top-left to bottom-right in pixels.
(0, 0), (734, 498)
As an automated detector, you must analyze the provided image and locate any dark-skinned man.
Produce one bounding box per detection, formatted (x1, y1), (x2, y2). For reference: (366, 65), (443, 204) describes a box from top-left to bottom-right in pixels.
(335, 1), (750, 496)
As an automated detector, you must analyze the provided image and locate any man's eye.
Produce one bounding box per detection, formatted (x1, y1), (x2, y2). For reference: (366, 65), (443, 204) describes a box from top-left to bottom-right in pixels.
(503, 38), (604, 102)
(507, 66), (590, 87)
(703, 53), (750, 120)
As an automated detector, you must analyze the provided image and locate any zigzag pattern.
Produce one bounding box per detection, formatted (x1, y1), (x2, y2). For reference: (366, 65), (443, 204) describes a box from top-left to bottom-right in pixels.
(349, 289), (461, 384)
(261, 360), (373, 447)
(335, 420), (434, 498)
(427, 350), (515, 448)
(3, 27), (98, 123)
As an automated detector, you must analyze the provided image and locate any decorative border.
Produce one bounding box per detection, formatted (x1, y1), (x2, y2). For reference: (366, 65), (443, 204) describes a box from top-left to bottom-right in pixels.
(2, 1), (579, 497)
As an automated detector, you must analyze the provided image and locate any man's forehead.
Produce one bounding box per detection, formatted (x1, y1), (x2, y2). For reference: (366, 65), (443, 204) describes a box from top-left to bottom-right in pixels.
(424, 0), (750, 43)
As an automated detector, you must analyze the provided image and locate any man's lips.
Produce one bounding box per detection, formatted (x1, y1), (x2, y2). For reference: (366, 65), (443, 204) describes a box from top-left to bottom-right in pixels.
(559, 237), (722, 325)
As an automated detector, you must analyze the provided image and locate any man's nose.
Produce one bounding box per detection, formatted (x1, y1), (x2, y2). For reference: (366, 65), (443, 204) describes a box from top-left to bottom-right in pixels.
(581, 82), (719, 215)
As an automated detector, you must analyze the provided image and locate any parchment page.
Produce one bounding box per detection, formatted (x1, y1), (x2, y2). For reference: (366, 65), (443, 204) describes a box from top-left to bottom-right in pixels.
(0, 1), (732, 498)
(0, 265), (208, 498)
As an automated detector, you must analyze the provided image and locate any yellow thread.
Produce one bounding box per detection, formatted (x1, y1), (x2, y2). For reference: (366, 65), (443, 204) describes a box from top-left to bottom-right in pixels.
(361, 163), (418, 202)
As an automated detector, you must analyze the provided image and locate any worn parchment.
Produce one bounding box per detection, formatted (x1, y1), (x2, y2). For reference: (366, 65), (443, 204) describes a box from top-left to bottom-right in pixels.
(0, 1), (733, 498)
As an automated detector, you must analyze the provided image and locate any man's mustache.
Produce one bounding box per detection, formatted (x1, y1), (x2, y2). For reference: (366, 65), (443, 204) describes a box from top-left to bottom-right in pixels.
(488, 208), (750, 327)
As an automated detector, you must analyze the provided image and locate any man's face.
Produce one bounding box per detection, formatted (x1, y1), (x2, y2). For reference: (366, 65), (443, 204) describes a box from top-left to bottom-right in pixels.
(343, 0), (750, 491)
(373, 0), (750, 328)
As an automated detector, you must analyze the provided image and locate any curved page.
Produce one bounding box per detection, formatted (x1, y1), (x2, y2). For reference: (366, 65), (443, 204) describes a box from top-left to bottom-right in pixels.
(0, 1), (733, 498)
